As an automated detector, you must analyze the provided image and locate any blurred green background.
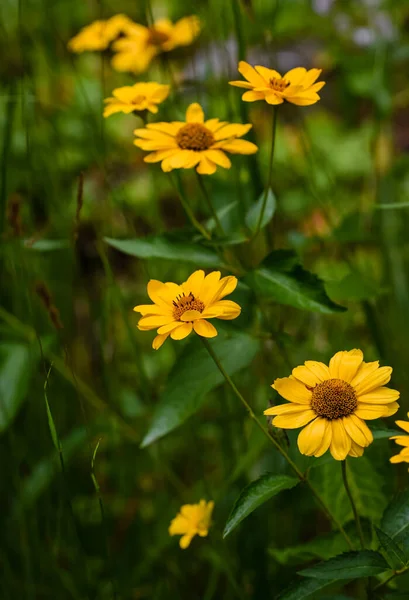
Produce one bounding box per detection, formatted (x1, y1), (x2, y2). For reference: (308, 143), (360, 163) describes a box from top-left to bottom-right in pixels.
(2, 0), (409, 598)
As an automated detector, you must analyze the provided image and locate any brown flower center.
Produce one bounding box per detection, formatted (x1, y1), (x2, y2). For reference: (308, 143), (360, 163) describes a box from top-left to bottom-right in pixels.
(176, 123), (215, 151)
(270, 77), (290, 92)
(310, 379), (357, 420)
(147, 27), (170, 46)
(172, 292), (205, 321)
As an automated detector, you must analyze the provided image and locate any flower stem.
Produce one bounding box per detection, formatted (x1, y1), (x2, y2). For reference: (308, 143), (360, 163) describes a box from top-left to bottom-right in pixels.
(201, 336), (354, 549)
(253, 105), (278, 238)
(196, 172), (224, 235)
(171, 172), (211, 240)
(341, 460), (365, 549)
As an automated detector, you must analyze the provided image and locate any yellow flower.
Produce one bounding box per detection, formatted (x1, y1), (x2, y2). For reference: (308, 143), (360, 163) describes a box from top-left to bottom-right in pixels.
(390, 415), (409, 469)
(133, 103), (258, 175)
(111, 16), (200, 74)
(68, 14), (134, 53)
(264, 349), (399, 461)
(229, 61), (325, 106)
(103, 83), (170, 117)
(169, 500), (214, 549)
(133, 270), (241, 349)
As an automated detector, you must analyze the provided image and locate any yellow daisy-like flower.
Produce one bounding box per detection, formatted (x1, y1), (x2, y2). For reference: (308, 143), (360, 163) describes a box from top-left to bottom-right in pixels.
(390, 415), (409, 469)
(264, 349), (399, 461)
(169, 500), (214, 549)
(103, 83), (170, 117)
(229, 61), (325, 106)
(133, 270), (241, 349)
(133, 102), (258, 175)
(68, 14), (134, 53)
(111, 16), (200, 74)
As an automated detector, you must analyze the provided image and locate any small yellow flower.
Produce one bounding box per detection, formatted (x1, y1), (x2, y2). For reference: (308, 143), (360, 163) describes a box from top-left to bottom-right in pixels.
(169, 500), (214, 549)
(265, 350), (399, 461)
(103, 83), (170, 117)
(111, 16), (200, 74)
(229, 61), (325, 106)
(68, 14), (134, 53)
(133, 102), (258, 175)
(133, 270), (241, 349)
(390, 415), (409, 469)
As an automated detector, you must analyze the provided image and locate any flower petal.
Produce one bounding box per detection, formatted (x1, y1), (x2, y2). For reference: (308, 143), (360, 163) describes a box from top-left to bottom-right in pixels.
(390, 436), (409, 447)
(203, 149), (231, 169)
(283, 67), (307, 85)
(242, 90), (267, 102)
(213, 123), (252, 141)
(254, 65), (281, 82)
(349, 440), (365, 458)
(304, 361), (331, 382)
(193, 319), (218, 338)
(228, 80), (255, 89)
(179, 309), (203, 322)
(357, 387), (400, 404)
(297, 417), (330, 456)
(137, 315), (173, 330)
(205, 299), (241, 320)
(152, 333), (169, 350)
(329, 420), (351, 460)
(272, 377), (312, 404)
(180, 534), (194, 549)
(383, 402), (399, 417)
(182, 270), (205, 297)
(355, 402), (392, 420)
(272, 409), (316, 429)
(353, 366), (393, 396)
(186, 103), (205, 123)
(237, 61), (266, 86)
(396, 420), (409, 434)
(329, 349), (363, 382)
(342, 414), (373, 447)
(215, 139), (258, 154)
(350, 361), (380, 388)
(170, 322), (193, 340)
(264, 402), (310, 416)
(292, 365), (321, 387)
(196, 156), (217, 175)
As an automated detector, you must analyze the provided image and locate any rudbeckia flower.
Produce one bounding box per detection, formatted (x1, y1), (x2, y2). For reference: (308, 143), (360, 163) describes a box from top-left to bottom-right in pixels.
(390, 415), (409, 469)
(133, 103), (258, 175)
(103, 82), (170, 117)
(169, 500), (214, 549)
(265, 350), (399, 460)
(68, 14), (134, 53)
(133, 270), (241, 349)
(111, 16), (200, 74)
(229, 61), (325, 106)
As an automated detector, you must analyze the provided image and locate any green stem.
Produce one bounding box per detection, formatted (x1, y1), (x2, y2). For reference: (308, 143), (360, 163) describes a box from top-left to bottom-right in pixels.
(201, 336), (354, 550)
(253, 106), (278, 238)
(373, 565), (409, 592)
(196, 172), (224, 235)
(171, 172), (211, 240)
(341, 460), (365, 549)
(231, 0), (246, 62)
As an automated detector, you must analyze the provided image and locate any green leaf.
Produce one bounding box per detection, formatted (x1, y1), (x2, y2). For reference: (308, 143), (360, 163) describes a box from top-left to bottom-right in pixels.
(310, 456), (387, 525)
(223, 474), (298, 538)
(298, 551), (390, 580)
(104, 235), (223, 267)
(140, 331), (259, 448)
(371, 428), (401, 440)
(325, 270), (382, 302)
(269, 531), (349, 565)
(245, 189), (276, 232)
(245, 250), (345, 314)
(381, 488), (409, 551)
(375, 526), (407, 570)
(0, 342), (37, 433)
(22, 239), (69, 251)
(276, 577), (340, 600)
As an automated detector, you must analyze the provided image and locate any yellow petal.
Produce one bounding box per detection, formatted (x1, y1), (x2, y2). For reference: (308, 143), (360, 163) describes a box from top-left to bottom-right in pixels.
(186, 103), (204, 123)
(265, 92), (285, 105)
(353, 366), (392, 396)
(152, 333), (169, 350)
(272, 377), (312, 404)
(297, 417), (329, 456)
(329, 420), (351, 460)
(196, 156), (217, 175)
(170, 322), (193, 340)
(180, 534), (194, 549)
(180, 309), (202, 322)
(390, 453), (407, 463)
(383, 402), (399, 417)
(137, 315), (173, 330)
(349, 440), (365, 458)
(213, 123), (252, 141)
(396, 420), (409, 434)
(229, 80), (254, 89)
(157, 321), (181, 335)
(208, 275), (238, 304)
(292, 365), (321, 387)
(264, 402), (310, 416)
(329, 349), (363, 382)
(193, 319), (218, 338)
(355, 402), (392, 420)
(254, 65), (281, 81)
(357, 387), (400, 404)
(181, 270), (205, 298)
(390, 436), (409, 447)
(304, 361), (331, 382)
(350, 361), (380, 388)
(203, 150), (231, 169)
(242, 90), (266, 102)
(272, 409), (316, 429)
(283, 67), (307, 85)
(314, 421), (333, 457)
(301, 68), (323, 88)
(133, 304), (168, 316)
(284, 94), (321, 106)
(342, 415), (373, 447)
(238, 61), (266, 86)
(206, 299), (241, 320)
(214, 139), (258, 154)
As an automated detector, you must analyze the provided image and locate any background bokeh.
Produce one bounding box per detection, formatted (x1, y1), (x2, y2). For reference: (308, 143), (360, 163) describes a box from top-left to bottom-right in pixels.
(2, 0), (409, 598)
